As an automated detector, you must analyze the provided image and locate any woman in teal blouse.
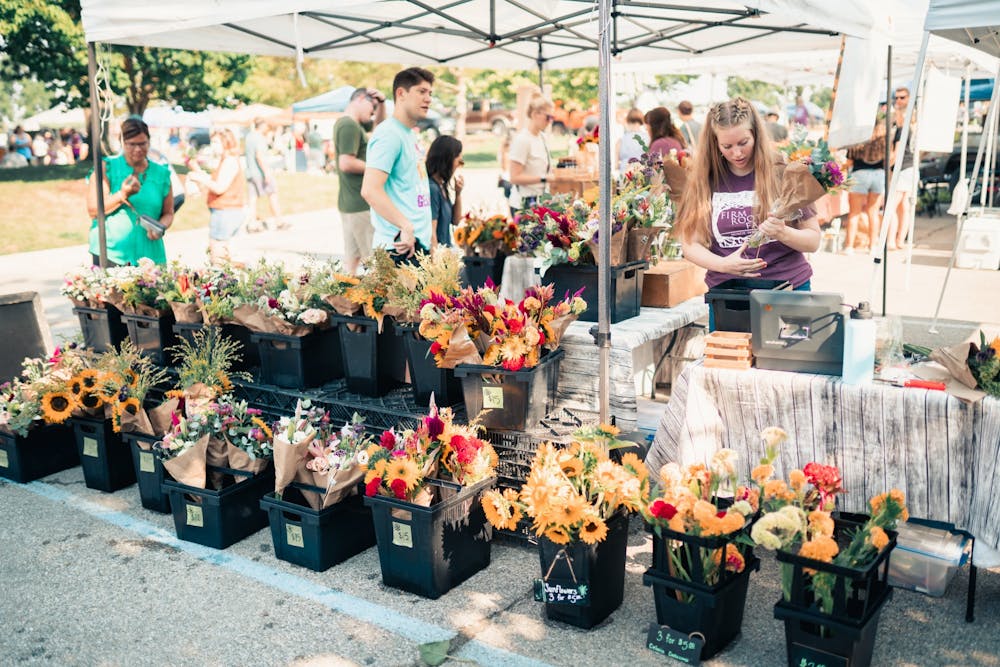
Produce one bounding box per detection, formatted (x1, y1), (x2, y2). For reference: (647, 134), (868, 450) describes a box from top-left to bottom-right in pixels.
(86, 117), (174, 266)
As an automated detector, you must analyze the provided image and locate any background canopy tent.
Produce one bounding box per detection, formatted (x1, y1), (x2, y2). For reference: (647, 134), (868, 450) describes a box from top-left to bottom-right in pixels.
(21, 106), (87, 132)
(292, 85), (356, 114)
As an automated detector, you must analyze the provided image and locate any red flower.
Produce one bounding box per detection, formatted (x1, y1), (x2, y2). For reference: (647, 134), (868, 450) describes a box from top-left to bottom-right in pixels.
(502, 356), (525, 372)
(389, 478), (408, 499)
(717, 510), (728, 518)
(365, 477), (382, 496)
(425, 414), (445, 439)
(379, 430), (396, 450)
(430, 341), (442, 355)
(507, 318), (524, 334)
(267, 298), (279, 309)
(649, 500), (678, 519)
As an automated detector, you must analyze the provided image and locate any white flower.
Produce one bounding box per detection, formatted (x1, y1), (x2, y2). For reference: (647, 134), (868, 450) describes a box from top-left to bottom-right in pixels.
(710, 448), (739, 478)
(761, 427), (788, 449)
(299, 308), (328, 325)
(658, 462), (683, 490)
(356, 450), (370, 466)
(731, 500), (754, 517)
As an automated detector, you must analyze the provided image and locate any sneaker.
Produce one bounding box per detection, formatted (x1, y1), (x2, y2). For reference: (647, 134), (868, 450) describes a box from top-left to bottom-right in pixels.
(246, 222), (264, 234)
(842, 247), (854, 256)
(275, 221), (292, 230)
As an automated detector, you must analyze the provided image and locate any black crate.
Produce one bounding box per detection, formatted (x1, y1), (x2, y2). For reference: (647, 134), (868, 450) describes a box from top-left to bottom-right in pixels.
(333, 316), (407, 397)
(643, 556), (760, 660)
(393, 324), (462, 407)
(252, 326), (343, 389)
(776, 514), (896, 621)
(542, 260), (647, 323)
(74, 304), (129, 353)
(536, 509), (629, 629)
(124, 432), (171, 513)
(704, 278), (791, 333)
(364, 477), (493, 599)
(454, 349), (563, 431)
(650, 522), (754, 590)
(260, 484), (375, 571)
(0, 424), (78, 483)
(72, 417), (136, 492)
(461, 254), (506, 289)
(173, 322), (260, 372)
(123, 311), (179, 365)
(774, 586), (892, 667)
(162, 464), (274, 549)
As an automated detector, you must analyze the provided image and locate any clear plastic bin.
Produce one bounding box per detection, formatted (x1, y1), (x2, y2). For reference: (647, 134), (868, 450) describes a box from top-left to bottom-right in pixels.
(888, 522), (969, 597)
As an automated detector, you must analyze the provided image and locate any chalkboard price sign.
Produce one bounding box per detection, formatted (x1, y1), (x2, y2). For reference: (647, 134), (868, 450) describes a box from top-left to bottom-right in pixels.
(645, 623), (703, 664)
(788, 643), (848, 667)
(533, 578), (590, 605)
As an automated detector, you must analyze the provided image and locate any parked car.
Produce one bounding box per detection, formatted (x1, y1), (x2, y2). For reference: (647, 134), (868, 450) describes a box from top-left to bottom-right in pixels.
(464, 99), (516, 135)
(550, 100), (592, 136)
(416, 109), (457, 139)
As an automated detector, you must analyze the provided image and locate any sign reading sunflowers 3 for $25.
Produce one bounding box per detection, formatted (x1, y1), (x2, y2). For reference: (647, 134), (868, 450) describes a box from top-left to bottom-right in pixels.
(533, 579), (589, 605)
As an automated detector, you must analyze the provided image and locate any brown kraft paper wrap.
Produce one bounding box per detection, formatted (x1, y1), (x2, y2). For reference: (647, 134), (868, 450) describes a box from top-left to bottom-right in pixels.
(381, 304), (416, 324)
(929, 343), (987, 403)
(223, 436), (271, 475)
(626, 226), (661, 263)
(323, 295), (362, 318)
(119, 406), (155, 436)
(169, 301), (203, 324)
(544, 313), (580, 349)
(310, 466), (365, 510)
(124, 302), (170, 318)
(183, 383), (218, 418)
(440, 324), (485, 369)
(771, 161), (827, 221)
(161, 433), (210, 489)
(232, 304), (311, 337)
(148, 397), (181, 437)
(587, 230), (628, 266)
(661, 159), (688, 204)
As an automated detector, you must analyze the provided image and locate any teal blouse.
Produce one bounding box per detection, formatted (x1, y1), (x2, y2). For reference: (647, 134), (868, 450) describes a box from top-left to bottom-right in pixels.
(89, 154), (171, 265)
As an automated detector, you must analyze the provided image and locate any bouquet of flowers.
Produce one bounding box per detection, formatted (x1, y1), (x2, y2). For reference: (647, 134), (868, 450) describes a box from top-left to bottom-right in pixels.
(213, 395), (273, 473)
(345, 249), (399, 331)
(748, 128), (849, 249)
(642, 449), (757, 591)
(196, 265), (243, 324)
(968, 332), (1000, 397)
(96, 341), (170, 435)
(911, 332), (1000, 400)
(747, 427), (906, 614)
(61, 265), (113, 309)
(0, 350), (78, 436)
(160, 262), (203, 323)
(383, 248), (462, 324)
(273, 400), (373, 509)
(0, 377), (42, 437)
(480, 440), (648, 542)
(297, 257), (361, 317)
(153, 408), (216, 488)
(167, 326), (251, 415)
(106, 258), (171, 316)
(454, 211), (518, 258)
(32, 345), (106, 425)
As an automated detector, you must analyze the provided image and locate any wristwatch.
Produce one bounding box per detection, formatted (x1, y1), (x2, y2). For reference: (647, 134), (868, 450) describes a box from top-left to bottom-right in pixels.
(540, 176), (547, 184)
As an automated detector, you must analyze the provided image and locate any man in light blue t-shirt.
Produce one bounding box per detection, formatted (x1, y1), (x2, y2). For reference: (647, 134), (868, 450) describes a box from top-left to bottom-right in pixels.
(361, 67), (435, 259)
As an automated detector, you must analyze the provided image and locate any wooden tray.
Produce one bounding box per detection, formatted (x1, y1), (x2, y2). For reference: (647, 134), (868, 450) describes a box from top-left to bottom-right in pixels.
(704, 331), (753, 370)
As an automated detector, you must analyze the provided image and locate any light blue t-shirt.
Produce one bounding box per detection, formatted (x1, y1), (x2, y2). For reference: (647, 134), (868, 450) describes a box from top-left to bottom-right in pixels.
(366, 117), (432, 249)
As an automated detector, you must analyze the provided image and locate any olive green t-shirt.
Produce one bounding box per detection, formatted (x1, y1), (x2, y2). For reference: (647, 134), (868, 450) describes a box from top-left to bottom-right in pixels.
(334, 116), (369, 213)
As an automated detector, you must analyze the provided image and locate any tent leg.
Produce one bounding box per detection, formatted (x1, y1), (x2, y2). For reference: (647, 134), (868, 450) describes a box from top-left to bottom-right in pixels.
(597, 0), (612, 424)
(87, 41), (107, 269)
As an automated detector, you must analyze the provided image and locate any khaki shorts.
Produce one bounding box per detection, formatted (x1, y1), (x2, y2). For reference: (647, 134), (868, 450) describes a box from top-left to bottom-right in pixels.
(340, 210), (374, 261)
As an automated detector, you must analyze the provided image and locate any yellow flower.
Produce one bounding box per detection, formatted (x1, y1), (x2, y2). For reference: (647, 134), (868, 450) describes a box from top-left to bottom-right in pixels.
(386, 457), (420, 491)
(217, 372), (233, 393)
(481, 491), (507, 530)
(123, 368), (139, 388)
(79, 391), (104, 411)
(68, 376), (85, 397)
(799, 534), (839, 573)
(808, 510), (835, 537)
(121, 396), (141, 416)
(751, 464), (774, 485)
(869, 526), (890, 551)
(78, 368), (102, 390)
(789, 469), (806, 491)
(559, 455), (584, 479)
(41, 392), (75, 424)
(544, 525), (571, 544)
(619, 452), (647, 483)
(579, 514), (609, 544)
(869, 488), (909, 522)
(551, 493), (587, 527)
(251, 417), (273, 440)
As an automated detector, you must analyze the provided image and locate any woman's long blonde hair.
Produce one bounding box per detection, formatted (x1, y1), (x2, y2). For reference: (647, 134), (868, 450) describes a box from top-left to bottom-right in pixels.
(675, 97), (778, 245)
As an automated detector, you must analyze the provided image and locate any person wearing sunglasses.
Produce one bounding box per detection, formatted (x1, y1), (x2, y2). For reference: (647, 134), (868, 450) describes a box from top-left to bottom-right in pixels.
(86, 117), (173, 266)
(508, 94), (553, 212)
(886, 87), (916, 250)
(426, 135), (464, 247)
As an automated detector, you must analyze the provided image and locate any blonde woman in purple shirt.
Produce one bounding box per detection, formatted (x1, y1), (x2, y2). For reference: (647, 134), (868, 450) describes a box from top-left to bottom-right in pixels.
(675, 97), (820, 295)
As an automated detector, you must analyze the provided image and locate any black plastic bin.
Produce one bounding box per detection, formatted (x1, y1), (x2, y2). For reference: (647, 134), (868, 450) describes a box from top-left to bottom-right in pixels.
(364, 477), (493, 599)
(704, 278), (791, 333)
(72, 416), (136, 492)
(461, 254), (506, 289)
(333, 316), (407, 397)
(122, 311), (179, 365)
(453, 348), (563, 431)
(173, 322), (260, 372)
(542, 261), (647, 323)
(393, 323), (462, 407)
(536, 509), (629, 629)
(74, 304), (129, 353)
(251, 326), (343, 389)
(260, 484), (376, 571)
(162, 464), (274, 549)
(0, 424), (78, 483)
(125, 432), (171, 513)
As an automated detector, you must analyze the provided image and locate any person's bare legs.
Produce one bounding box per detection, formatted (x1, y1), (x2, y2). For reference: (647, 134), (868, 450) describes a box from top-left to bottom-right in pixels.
(245, 186), (264, 233)
(885, 189), (904, 250)
(895, 189), (912, 248)
(846, 192), (867, 252)
(865, 192), (883, 253)
(267, 191), (289, 229)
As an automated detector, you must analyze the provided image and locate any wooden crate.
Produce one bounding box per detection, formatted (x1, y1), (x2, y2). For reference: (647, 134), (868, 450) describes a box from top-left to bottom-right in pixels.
(703, 331), (753, 370)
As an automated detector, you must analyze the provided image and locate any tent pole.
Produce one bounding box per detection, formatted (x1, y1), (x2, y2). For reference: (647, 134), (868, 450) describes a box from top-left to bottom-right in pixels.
(87, 41), (107, 269)
(930, 61), (1000, 332)
(823, 35), (846, 142)
(879, 44), (892, 315)
(597, 0), (612, 424)
(537, 38), (544, 89)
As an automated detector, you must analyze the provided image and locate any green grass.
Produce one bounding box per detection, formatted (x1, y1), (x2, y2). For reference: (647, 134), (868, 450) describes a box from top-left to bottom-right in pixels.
(0, 168), (338, 255)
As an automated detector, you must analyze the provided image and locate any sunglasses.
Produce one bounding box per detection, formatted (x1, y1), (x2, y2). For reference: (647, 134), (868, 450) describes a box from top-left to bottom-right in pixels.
(458, 158), (465, 166)
(545, 114), (554, 121)
(894, 95), (908, 100)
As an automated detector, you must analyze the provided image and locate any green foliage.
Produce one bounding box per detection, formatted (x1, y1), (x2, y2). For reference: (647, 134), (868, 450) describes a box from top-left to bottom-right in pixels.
(727, 76), (783, 107)
(655, 74), (697, 90)
(0, 77), (53, 121)
(811, 87), (833, 113)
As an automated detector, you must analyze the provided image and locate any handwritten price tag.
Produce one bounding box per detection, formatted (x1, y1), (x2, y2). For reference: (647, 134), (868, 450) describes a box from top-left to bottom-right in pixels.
(482, 386), (504, 409)
(82, 436), (99, 458)
(392, 521), (413, 548)
(185, 504), (204, 527)
(533, 579), (590, 606)
(645, 623), (704, 664)
(138, 451), (156, 474)
(285, 524), (305, 548)
(788, 643), (848, 667)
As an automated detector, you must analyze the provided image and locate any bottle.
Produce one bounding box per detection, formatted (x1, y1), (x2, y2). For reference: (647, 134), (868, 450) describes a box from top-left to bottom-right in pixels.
(842, 301), (876, 385)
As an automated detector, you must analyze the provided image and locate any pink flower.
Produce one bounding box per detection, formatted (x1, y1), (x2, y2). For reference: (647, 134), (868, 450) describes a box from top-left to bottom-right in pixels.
(379, 430), (396, 450)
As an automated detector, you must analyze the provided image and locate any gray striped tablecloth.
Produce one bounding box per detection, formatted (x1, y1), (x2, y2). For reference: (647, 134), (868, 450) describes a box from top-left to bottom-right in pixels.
(647, 362), (1000, 550)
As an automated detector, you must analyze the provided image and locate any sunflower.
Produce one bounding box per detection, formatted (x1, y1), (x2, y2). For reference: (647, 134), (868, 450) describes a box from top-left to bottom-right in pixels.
(68, 376), (85, 397)
(481, 491), (508, 531)
(618, 452), (648, 483)
(79, 391), (104, 411)
(251, 417), (273, 440)
(41, 391), (75, 424)
(78, 369), (102, 390)
(120, 397), (141, 416)
(543, 525), (571, 544)
(558, 455), (584, 478)
(551, 493), (587, 527)
(386, 457), (420, 492)
(579, 514), (608, 545)
(123, 368), (139, 388)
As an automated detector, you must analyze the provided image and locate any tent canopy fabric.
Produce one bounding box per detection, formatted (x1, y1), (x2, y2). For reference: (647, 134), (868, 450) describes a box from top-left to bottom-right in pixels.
(142, 106), (213, 128)
(81, 0), (885, 70)
(925, 0), (1000, 59)
(21, 106), (87, 132)
(292, 85), (355, 113)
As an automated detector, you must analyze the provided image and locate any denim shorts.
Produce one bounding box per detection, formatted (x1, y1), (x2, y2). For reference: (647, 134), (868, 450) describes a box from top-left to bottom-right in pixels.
(850, 168), (885, 195)
(209, 208), (245, 241)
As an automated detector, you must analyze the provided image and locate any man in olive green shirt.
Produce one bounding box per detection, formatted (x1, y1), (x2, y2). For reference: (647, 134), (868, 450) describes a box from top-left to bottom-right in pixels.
(334, 87), (386, 273)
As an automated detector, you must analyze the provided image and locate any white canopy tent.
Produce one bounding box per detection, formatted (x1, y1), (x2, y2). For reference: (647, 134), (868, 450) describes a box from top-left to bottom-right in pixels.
(21, 106), (88, 132)
(79, 0), (915, 421)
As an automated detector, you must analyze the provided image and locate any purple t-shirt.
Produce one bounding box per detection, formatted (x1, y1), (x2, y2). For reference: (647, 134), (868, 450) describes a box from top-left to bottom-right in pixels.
(705, 169), (813, 289)
(649, 136), (684, 159)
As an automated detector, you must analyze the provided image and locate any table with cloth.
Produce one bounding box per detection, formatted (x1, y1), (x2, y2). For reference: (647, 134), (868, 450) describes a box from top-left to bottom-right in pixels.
(646, 362), (1000, 550)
